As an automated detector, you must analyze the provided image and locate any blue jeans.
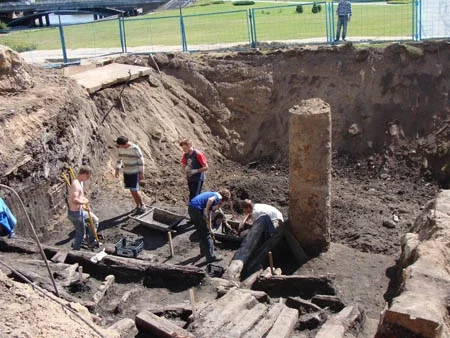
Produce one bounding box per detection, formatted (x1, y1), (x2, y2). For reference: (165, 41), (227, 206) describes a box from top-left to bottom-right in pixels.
(68, 209), (99, 250)
(336, 15), (349, 40)
(188, 206), (215, 261)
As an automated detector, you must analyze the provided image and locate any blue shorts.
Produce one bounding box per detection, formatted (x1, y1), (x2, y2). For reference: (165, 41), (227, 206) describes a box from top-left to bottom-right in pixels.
(124, 173), (140, 191)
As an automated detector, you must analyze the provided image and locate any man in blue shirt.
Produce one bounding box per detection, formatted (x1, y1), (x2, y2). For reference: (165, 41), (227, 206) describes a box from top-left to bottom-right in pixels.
(188, 189), (231, 263)
(335, 0), (352, 42)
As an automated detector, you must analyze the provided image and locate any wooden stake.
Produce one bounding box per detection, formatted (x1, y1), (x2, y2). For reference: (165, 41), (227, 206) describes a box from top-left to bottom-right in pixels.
(269, 251), (274, 275)
(168, 232), (175, 257)
(78, 266), (83, 283)
(189, 288), (197, 320)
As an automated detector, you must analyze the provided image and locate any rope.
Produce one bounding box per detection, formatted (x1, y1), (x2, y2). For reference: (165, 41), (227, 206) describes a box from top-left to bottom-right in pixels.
(0, 184), (59, 297)
(0, 259), (106, 338)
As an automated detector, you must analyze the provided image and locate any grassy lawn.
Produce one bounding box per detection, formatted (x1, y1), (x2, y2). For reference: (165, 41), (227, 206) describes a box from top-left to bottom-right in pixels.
(0, 0), (413, 51)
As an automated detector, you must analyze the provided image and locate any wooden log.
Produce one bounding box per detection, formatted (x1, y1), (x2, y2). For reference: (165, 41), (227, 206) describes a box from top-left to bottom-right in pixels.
(65, 250), (205, 287)
(146, 303), (193, 320)
(224, 217), (271, 281)
(0, 237), (38, 254)
(51, 250), (69, 263)
(244, 303), (285, 338)
(253, 275), (336, 299)
(190, 289), (259, 337)
(107, 318), (135, 335)
(93, 274), (115, 305)
(113, 288), (140, 314)
(265, 306), (299, 338)
(135, 310), (195, 338)
(298, 310), (328, 330)
(285, 296), (323, 314)
(315, 305), (364, 338)
(241, 269), (263, 289)
(218, 302), (267, 338)
(311, 294), (345, 312)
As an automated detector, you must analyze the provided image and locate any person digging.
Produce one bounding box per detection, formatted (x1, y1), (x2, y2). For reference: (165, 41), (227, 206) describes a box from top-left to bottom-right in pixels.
(239, 199), (284, 240)
(115, 136), (147, 214)
(67, 166), (100, 250)
(188, 189), (231, 263)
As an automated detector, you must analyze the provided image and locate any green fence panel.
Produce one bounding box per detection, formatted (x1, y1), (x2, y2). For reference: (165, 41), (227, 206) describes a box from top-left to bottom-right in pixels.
(123, 16), (183, 53)
(252, 3), (328, 45)
(0, 26), (63, 63)
(62, 17), (122, 60)
(338, 1), (413, 42)
(182, 10), (251, 51)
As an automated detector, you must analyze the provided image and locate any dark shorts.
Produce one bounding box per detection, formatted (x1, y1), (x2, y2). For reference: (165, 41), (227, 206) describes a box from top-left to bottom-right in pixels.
(124, 173), (139, 191)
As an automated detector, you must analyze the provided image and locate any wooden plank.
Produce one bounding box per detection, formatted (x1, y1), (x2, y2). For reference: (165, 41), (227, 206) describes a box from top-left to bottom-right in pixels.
(253, 275), (336, 299)
(265, 306), (299, 338)
(315, 305), (364, 338)
(135, 310), (194, 338)
(65, 250), (205, 287)
(218, 302), (267, 338)
(311, 294), (345, 312)
(93, 274), (115, 305)
(191, 289), (258, 338)
(244, 303), (285, 338)
(286, 296), (323, 314)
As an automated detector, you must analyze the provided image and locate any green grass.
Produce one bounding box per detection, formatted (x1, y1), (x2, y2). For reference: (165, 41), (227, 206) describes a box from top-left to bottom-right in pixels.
(0, 1), (413, 51)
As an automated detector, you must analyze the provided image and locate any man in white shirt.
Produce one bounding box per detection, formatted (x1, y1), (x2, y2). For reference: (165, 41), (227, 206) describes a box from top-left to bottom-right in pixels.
(240, 199), (284, 238)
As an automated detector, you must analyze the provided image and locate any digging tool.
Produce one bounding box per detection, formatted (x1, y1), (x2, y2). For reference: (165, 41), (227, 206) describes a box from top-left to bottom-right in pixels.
(63, 169), (100, 246)
(207, 212), (216, 243)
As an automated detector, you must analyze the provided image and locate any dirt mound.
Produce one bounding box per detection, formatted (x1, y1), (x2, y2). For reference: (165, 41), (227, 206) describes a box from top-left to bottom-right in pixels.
(0, 46), (32, 92)
(0, 270), (118, 338)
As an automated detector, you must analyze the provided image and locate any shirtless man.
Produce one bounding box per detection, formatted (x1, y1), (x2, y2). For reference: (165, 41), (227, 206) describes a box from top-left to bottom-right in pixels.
(67, 166), (99, 250)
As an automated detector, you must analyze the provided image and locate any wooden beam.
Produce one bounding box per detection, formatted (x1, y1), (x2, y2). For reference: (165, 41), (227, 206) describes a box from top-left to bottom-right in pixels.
(93, 274), (115, 305)
(135, 310), (195, 338)
(265, 306), (299, 338)
(65, 250), (205, 288)
(315, 305), (364, 338)
(253, 275), (336, 299)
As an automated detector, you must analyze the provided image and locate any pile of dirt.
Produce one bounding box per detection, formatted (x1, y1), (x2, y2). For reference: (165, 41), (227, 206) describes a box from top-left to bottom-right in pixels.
(0, 46), (32, 92)
(0, 270), (117, 338)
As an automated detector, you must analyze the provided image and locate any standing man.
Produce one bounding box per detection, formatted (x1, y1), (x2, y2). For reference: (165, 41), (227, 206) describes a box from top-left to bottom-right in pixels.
(67, 166), (100, 250)
(240, 199), (284, 239)
(188, 189), (231, 263)
(335, 0), (352, 42)
(115, 136), (146, 214)
(180, 139), (208, 201)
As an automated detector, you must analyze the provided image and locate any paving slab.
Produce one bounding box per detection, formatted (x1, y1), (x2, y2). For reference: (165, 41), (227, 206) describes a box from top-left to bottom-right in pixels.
(69, 63), (152, 93)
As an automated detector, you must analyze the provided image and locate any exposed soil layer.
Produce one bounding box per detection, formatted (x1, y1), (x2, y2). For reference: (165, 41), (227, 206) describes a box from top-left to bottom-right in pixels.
(0, 42), (449, 337)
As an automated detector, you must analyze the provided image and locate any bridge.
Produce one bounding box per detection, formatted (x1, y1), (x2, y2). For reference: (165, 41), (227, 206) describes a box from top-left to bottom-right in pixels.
(0, 0), (163, 13)
(0, 0), (165, 26)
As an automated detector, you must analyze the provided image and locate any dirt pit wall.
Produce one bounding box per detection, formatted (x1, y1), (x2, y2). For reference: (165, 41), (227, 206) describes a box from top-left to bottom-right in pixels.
(153, 42), (450, 166)
(1, 41), (449, 240)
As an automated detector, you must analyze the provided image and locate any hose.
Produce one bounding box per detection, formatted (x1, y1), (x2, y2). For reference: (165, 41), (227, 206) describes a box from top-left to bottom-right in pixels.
(0, 259), (106, 338)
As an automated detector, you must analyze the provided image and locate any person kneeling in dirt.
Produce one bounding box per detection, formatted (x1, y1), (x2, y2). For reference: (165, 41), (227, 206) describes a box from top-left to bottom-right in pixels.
(240, 199), (284, 239)
(188, 189), (231, 263)
(67, 166), (99, 250)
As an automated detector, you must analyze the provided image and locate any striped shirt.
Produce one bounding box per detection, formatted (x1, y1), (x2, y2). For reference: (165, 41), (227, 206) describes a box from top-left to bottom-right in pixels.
(337, 0), (352, 16)
(117, 143), (144, 174)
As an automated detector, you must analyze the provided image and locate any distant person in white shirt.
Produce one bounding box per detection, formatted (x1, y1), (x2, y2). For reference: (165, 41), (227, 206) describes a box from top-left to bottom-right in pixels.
(240, 199), (284, 238)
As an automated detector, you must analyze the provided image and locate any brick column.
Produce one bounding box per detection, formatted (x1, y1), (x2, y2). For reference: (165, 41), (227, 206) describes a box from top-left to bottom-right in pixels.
(289, 98), (331, 257)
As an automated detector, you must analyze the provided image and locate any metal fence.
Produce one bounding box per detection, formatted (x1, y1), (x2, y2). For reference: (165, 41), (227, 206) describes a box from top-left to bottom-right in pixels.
(0, 0), (447, 63)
